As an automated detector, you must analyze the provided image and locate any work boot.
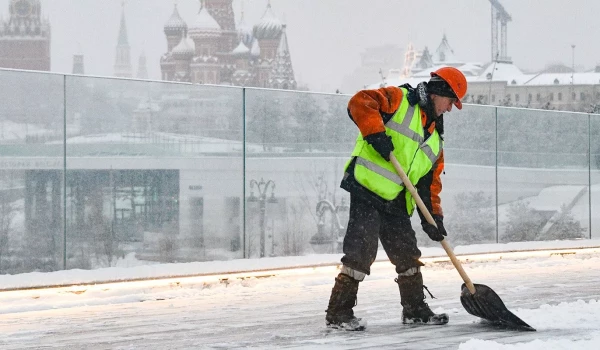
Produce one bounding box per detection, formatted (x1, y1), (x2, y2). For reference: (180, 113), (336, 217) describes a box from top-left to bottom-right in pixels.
(325, 273), (366, 331)
(395, 272), (448, 325)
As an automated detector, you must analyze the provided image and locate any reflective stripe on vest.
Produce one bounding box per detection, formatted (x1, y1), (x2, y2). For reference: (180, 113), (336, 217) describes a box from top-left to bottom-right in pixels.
(386, 104), (441, 165)
(356, 157), (404, 186)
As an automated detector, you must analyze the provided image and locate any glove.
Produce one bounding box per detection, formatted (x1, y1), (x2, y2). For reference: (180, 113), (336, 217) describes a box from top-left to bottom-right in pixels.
(421, 215), (447, 242)
(364, 132), (394, 161)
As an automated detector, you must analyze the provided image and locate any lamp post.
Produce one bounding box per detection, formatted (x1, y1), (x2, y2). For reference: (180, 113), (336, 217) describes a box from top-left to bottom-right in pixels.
(571, 44), (576, 85)
(309, 198), (349, 254)
(248, 178), (277, 258)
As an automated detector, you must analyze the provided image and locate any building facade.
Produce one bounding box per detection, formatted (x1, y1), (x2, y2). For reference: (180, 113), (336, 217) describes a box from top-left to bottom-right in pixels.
(160, 0), (296, 89)
(371, 35), (600, 113)
(0, 0), (51, 71)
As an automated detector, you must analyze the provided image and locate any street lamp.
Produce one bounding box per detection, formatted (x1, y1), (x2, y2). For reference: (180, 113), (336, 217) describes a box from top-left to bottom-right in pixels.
(248, 178), (277, 258)
(571, 44), (576, 85)
(309, 198), (349, 254)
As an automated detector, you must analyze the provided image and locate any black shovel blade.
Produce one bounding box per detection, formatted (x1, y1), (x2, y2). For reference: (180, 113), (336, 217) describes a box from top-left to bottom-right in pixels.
(460, 283), (536, 332)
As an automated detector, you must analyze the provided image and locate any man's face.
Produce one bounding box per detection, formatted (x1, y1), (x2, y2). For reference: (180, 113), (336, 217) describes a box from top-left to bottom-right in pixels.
(431, 94), (458, 117)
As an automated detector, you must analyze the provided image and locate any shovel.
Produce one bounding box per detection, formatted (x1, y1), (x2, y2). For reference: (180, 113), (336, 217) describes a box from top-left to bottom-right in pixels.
(389, 153), (536, 331)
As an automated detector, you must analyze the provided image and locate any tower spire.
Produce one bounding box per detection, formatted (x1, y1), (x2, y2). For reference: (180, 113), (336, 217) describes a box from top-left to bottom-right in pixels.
(114, 1), (132, 77)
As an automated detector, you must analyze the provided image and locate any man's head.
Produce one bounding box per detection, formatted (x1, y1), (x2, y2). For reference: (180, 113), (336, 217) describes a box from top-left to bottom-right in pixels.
(428, 67), (467, 116)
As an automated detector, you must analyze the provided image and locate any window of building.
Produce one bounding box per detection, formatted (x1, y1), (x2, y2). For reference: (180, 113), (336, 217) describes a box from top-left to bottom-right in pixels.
(558, 92), (562, 101)
(515, 94), (520, 102)
(581, 92), (586, 101)
(528, 93), (532, 101)
(572, 92), (577, 100)
(550, 93), (554, 101)
(536, 93), (541, 101)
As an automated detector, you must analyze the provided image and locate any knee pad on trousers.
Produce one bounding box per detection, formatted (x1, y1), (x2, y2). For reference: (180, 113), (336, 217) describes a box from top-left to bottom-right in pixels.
(340, 265), (366, 281)
(397, 266), (420, 277)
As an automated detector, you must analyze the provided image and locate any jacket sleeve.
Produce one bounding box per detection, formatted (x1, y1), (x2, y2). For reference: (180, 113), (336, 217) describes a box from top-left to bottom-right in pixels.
(416, 150), (445, 219)
(347, 86), (404, 137)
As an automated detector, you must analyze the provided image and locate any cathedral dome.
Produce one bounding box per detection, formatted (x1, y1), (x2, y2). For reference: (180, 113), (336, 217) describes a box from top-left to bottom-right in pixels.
(253, 2), (282, 40)
(164, 4), (187, 36)
(250, 39), (260, 57)
(188, 1), (221, 38)
(172, 34), (195, 59)
(237, 13), (253, 48)
(232, 41), (250, 57)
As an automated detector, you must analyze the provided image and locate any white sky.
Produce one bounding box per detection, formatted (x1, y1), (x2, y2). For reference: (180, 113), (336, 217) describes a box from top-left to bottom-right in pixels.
(1, 0), (599, 92)
(2, 240), (600, 348)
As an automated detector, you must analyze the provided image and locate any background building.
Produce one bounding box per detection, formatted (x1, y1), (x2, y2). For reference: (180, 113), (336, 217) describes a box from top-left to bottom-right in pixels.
(160, 0), (296, 89)
(0, 0), (51, 71)
(367, 1), (600, 113)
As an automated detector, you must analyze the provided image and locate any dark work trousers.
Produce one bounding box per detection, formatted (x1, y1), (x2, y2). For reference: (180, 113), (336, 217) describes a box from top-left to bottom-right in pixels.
(340, 193), (423, 275)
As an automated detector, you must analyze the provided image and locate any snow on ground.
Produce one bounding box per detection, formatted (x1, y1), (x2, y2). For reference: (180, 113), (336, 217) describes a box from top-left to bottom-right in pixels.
(2, 239), (599, 290)
(1, 240), (600, 348)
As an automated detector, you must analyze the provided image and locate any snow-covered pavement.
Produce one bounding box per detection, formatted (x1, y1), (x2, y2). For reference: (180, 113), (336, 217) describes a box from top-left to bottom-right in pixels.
(2, 246), (600, 349)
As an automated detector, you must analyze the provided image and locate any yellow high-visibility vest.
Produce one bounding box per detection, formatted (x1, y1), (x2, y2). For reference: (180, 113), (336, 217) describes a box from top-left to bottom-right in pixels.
(345, 87), (443, 214)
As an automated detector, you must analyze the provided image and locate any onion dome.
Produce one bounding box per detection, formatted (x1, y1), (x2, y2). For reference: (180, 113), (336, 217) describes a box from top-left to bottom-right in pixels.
(253, 2), (282, 40)
(232, 41), (250, 57)
(237, 11), (253, 48)
(164, 4), (187, 36)
(188, 0), (221, 38)
(172, 33), (195, 59)
(250, 38), (260, 57)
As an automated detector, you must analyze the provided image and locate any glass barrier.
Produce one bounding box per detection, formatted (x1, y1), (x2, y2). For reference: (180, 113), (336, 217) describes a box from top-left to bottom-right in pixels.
(497, 108), (590, 242)
(0, 68), (598, 274)
(442, 104), (498, 245)
(244, 88), (353, 257)
(0, 70), (65, 274)
(65, 76), (243, 269)
(591, 113), (600, 239)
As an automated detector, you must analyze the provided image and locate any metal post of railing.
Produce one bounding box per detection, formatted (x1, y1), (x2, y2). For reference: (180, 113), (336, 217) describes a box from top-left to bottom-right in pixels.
(495, 106), (499, 243)
(62, 74), (67, 270)
(242, 88), (247, 258)
(589, 113), (592, 239)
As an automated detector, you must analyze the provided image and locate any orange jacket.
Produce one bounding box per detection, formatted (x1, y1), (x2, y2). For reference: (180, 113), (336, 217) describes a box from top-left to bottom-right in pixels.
(347, 86), (444, 217)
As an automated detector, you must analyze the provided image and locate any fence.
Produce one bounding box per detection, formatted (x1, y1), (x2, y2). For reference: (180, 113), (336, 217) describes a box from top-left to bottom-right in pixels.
(0, 69), (599, 274)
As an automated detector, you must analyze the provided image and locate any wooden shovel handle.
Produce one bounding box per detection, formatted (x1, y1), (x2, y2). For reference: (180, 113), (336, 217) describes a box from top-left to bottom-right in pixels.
(389, 153), (476, 294)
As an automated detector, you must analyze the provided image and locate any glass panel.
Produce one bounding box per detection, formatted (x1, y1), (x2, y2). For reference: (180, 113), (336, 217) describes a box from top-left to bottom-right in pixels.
(244, 89), (353, 257)
(440, 104), (498, 246)
(497, 108), (590, 243)
(0, 70), (65, 274)
(65, 76), (243, 269)
(591, 113), (600, 239)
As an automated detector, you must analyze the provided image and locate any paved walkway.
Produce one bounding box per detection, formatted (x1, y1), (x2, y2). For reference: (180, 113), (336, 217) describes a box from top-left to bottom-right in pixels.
(1, 250), (599, 349)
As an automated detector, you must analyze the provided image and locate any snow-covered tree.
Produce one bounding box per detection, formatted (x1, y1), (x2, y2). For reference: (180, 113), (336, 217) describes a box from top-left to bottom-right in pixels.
(446, 191), (495, 245)
(503, 200), (543, 242)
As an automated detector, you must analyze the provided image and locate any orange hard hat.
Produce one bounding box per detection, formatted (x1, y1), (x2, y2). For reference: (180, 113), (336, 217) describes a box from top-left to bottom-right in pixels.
(430, 67), (467, 109)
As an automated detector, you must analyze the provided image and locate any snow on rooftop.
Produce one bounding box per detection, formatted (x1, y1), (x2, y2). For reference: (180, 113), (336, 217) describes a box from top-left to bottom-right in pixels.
(232, 41), (250, 55)
(524, 71), (600, 86)
(189, 4), (221, 32)
(163, 4), (187, 32)
(475, 61), (524, 82)
(253, 3), (282, 40)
